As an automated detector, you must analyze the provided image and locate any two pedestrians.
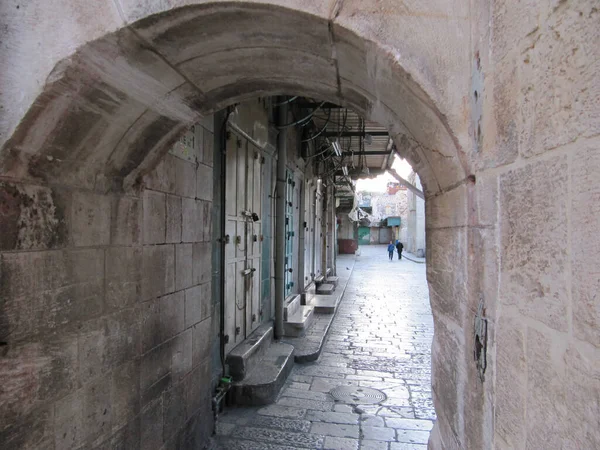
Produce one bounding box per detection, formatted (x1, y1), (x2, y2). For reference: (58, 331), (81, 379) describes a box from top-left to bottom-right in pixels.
(387, 240), (404, 261)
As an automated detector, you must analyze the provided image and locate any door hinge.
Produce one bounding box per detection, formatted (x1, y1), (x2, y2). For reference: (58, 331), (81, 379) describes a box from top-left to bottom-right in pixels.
(474, 297), (488, 382)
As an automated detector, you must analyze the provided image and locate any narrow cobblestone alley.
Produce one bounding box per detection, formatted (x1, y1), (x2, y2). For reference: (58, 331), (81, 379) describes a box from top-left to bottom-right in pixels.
(214, 245), (434, 449)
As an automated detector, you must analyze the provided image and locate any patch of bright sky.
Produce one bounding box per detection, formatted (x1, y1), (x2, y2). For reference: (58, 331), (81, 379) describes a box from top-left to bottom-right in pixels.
(355, 157), (413, 193)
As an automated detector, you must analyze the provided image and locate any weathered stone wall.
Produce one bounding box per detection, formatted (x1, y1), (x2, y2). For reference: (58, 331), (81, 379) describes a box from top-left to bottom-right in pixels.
(0, 117), (216, 449)
(0, 1), (598, 449)
(369, 189), (409, 224)
(476, 1), (600, 448)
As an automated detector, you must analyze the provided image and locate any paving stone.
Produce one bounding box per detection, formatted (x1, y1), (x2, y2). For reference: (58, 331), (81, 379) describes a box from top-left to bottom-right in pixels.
(305, 411), (359, 425)
(384, 418), (434, 431)
(214, 438), (303, 450)
(377, 406), (416, 419)
(346, 375), (383, 381)
(218, 407), (261, 425)
(361, 440), (389, 450)
(280, 388), (332, 402)
(310, 422), (359, 438)
(287, 382), (311, 391)
(361, 426), (396, 442)
(360, 414), (385, 427)
(276, 397), (334, 412)
(257, 405), (307, 420)
(395, 429), (431, 444)
(230, 426), (324, 448)
(294, 365), (355, 378)
(414, 408), (436, 420)
(290, 375), (313, 384)
(390, 443), (427, 450)
(310, 378), (358, 393)
(216, 422), (236, 436)
(323, 436), (359, 450)
(247, 415), (312, 433)
(356, 369), (395, 378)
(333, 404), (354, 413)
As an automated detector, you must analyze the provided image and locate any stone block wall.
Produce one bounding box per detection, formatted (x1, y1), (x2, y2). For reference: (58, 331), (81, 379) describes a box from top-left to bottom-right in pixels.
(425, 1), (600, 448)
(0, 118), (216, 449)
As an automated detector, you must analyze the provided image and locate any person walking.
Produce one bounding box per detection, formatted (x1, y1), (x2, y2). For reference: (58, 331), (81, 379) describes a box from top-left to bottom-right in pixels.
(387, 241), (395, 261)
(395, 240), (404, 260)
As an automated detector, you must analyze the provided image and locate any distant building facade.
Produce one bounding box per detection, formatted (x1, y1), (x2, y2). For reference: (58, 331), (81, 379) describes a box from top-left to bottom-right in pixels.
(406, 172), (426, 257)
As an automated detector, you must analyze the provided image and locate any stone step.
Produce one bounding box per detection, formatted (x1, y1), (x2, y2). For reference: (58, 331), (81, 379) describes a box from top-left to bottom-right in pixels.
(309, 293), (341, 314)
(283, 294), (302, 321)
(302, 284), (316, 304)
(314, 275), (325, 286)
(226, 323), (273, 382)
(325, 276), (339, 287)
(229, 341), (294, 406)
(316, 283), (335, 295)
(283, 305), (315, 337)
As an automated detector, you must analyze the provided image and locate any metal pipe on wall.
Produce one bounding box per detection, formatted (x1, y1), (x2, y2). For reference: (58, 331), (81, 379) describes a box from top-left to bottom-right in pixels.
(214, 109), (229, 376)
(331, 185), (337, 276)
(298, 179), (307, 291)
(274, 99), (287, 339)
(321, 185), (328, 276)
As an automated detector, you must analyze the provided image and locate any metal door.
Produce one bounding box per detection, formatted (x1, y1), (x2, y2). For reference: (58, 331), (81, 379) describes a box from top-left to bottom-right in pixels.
(379, 227), (392, 244)
(284, 170), (294, 297)
(358, 226), (370, 245)
(303, 181), (313, 287)
(314, 181), (323, 278)
(224, 132), (262, 354)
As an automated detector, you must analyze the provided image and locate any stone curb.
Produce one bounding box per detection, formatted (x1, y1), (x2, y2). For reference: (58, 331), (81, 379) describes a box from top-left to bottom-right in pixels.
(402, 253), (426, 264)
(292, 255), (357, 363)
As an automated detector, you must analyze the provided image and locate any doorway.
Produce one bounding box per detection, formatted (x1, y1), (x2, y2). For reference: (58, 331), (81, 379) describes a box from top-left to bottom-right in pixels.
(223, 130), (264, 354)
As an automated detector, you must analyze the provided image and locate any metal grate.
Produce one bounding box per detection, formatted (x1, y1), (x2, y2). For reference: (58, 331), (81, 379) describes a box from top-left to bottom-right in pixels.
(329, 386), (387, 405)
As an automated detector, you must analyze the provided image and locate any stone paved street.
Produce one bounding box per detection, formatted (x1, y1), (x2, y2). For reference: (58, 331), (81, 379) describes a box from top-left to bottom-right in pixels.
(215, 245), (434, 449)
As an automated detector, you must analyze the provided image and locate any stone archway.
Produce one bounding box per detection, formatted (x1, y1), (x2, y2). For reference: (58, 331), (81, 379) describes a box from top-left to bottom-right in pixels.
(0, 2), (476, 449)
(3, 1), (598, 449)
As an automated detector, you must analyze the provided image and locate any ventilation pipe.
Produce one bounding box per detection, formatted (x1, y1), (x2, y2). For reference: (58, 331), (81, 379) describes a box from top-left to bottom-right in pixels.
(274, 99), (288, 339)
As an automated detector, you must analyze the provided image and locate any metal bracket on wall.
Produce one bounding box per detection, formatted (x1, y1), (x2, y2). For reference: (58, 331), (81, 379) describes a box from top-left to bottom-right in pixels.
(474, 297), (488, 382)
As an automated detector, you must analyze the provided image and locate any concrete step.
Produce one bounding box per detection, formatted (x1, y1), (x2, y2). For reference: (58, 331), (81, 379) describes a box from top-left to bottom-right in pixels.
(226, 323), (273, 382)
(314, 275), (325, 286)
(309, 293), (341, 314)
(302, 284), (316, 304)
(283, 295), (302, 321)
(325, 276), (339, 287)
(283, 305), (315, 337)
(229, 341), (294, 406)
(316, 283), (335, 295)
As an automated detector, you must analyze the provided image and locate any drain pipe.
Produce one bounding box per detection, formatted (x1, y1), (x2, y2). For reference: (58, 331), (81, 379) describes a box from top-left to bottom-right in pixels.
(274, 98), (288, 339)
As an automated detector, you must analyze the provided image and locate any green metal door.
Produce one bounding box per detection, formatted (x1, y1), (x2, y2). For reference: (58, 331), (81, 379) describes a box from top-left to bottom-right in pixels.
(284, 170), (295, 296)
(358, 226), (370, 245)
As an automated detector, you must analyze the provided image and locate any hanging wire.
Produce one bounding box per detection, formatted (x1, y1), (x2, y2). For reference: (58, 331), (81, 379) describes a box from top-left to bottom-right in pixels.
(319, 155), (347, 178)
(273, 96), (298, 106)
(301, 108), (331, 142)
(306, 142), (333, 160)
(276, 101), (326, 129)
